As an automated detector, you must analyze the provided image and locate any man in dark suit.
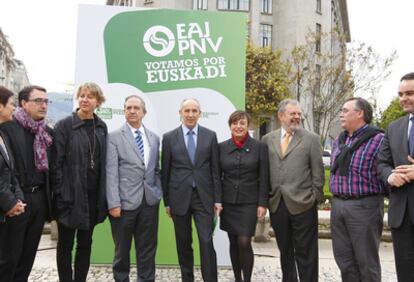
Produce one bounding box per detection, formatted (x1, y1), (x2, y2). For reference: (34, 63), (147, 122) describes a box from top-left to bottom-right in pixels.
(106, 95), (162, 282)
(0, 85), (53, 282)
(262, 99), (324, 282)
(377, 72), (414, 281)
(161, 98), (222, 282)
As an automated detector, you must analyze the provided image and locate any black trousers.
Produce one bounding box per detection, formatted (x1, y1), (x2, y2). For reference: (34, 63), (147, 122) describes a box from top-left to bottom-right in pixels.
(109, 200), (159, 282)
(392, 203), (414, 282)
(56, 190), (97, 282)
(269, 199), (318, 282)
(0, 189), (47, 282)
(172, 189), (217, 282)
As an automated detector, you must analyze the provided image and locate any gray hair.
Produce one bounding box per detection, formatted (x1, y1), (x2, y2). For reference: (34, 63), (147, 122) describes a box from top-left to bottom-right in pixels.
(277, 99), (300, 114)
(180, 98), (201, 111)
(124, 95), (147, 114)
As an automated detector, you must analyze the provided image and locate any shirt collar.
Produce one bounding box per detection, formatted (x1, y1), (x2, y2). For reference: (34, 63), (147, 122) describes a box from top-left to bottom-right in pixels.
(182, 124), (199, 136)
(127, 122), (145, 136)
(281, 127), (294, 138)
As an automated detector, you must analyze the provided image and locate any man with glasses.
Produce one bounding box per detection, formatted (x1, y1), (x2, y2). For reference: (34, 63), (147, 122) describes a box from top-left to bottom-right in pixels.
(0, 85), (53, 281)
(330, 97), (385, 282)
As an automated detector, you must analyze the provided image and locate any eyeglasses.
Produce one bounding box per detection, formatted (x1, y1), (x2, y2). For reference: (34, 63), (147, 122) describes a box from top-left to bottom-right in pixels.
(340, 108), (360, 114)
(27, 98), (50, 105)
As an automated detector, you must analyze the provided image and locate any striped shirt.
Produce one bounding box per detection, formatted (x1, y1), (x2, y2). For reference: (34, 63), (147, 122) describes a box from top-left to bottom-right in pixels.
(329, 124), (385, 197)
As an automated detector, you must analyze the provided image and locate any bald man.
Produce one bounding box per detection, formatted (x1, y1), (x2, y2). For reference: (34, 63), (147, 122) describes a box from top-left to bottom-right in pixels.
(161, 98), (222, 282)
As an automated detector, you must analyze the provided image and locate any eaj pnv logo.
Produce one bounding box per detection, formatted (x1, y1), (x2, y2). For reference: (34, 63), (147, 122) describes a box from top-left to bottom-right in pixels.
(143, 25), (175, 57)
(141, 21), (227, 84)
(142, 22), (223, 57)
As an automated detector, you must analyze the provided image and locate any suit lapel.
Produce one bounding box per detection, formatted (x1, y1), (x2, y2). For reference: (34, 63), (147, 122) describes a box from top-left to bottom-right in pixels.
(0, 133), (10, 168)
(272, 130), (283, 159)
(176, 127), (193, 165)
(401, 115), (410, 156)
(16, 124), (28, 171)
(194, 125), (204, 165)
(122, 123), (143, 162)
(283, 129), (303, 158)
(144, 126), (155, 170)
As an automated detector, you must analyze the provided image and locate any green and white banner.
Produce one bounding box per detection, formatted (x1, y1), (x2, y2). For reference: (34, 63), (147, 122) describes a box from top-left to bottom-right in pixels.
(75, 5), (247, 265)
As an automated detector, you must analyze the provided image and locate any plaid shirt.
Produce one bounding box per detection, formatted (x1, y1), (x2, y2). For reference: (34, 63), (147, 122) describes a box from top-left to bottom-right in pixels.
(329, 124), (385, 197)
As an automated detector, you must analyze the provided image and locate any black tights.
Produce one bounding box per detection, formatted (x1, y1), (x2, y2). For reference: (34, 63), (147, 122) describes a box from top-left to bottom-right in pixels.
(228, 233), (254, 282)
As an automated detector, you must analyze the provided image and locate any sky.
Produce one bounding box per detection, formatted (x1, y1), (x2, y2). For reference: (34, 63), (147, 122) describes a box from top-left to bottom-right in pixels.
(0, 0), (412, 109)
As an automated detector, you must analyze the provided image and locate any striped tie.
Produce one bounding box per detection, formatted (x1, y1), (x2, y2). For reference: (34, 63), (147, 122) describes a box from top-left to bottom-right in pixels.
(135, 130), (144, 161)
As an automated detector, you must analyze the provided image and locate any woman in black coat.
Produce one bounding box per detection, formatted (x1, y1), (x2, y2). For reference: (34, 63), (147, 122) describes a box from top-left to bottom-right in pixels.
(0, 86), (26, 281)
(51, 82), (108, 282)
(219, 110), (269, 282)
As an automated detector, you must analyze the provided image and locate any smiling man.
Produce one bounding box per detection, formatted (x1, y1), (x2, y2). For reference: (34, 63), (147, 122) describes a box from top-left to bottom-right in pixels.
(161, 98), (222, 282)
(378, 72), (414, 281)
(262, 98), (324, 282)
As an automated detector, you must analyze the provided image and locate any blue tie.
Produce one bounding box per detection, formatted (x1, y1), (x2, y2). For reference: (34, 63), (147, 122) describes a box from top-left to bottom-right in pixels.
(187, 130), (196, 164)
(409, 117), (414, 156)
(135, 130), (145, 161)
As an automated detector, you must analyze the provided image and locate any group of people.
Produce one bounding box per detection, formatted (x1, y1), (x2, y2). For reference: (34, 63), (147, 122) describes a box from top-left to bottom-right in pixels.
(1, 72), (414, 282)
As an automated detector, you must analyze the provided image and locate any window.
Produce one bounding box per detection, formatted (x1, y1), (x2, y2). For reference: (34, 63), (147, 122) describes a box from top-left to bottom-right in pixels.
(315, 64), (321, 95)
(316, 23), (321, 53)
(193, 0), (208, 9)
(316, 0), (322, 13)
(260, 24), (272, 47)
(261, 0), (272, 14)
(218, 0), (249, 11)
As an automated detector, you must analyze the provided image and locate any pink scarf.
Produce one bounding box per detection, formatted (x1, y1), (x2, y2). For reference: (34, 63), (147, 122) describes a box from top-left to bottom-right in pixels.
(14, 107), (53, 171)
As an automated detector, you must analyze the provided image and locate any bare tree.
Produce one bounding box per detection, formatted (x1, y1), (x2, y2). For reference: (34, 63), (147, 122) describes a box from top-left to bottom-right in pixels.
(290, 29), (396, 142)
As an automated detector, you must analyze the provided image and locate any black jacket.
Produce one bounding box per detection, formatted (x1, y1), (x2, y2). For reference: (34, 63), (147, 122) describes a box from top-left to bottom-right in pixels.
(0, 131), (24, 222)
(51, 112), (108, 230)
(0, 119), (53, 220)
(218, 136), (269, 206)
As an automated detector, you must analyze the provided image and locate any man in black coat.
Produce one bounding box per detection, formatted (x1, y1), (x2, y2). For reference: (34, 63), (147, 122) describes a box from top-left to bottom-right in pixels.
(377, 72), (414, 281)
(0, 85), (53, 282)
(161, 98), (222, 282)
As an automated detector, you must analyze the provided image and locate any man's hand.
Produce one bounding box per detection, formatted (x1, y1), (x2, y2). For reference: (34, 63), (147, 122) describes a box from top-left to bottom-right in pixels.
(109, 207), (121, 218)
(257, 206), (267, 221)
(6, 200), (26, 217)
(214, 203), (223, 216)
(393, 156), (414, 182)
(388, 172), (410, 187)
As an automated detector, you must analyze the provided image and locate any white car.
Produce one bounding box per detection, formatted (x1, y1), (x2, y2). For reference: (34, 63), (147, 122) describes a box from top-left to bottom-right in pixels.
(322, 150), (331, 168)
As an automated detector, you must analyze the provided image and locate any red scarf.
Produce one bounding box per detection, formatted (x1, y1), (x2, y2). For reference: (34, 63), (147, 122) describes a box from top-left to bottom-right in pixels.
(232, 133), (249, 149)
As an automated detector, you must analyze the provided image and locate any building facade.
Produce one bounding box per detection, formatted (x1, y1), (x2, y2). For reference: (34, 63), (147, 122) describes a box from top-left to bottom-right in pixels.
(0, 28), (30, 93)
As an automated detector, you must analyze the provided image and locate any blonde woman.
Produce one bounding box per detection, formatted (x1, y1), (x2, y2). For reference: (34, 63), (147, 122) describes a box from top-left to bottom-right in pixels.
(51, 82), (108, 282)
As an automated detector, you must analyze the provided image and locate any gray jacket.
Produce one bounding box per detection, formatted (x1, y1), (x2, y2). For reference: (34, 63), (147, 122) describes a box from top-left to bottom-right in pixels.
(106, 123), (162, 210)
(262, 128), (324, 214)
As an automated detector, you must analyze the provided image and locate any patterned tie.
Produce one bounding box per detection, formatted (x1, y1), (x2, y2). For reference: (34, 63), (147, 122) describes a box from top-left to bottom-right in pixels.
(281, 131), (292, 156)
(409, 117), (414, 156)
(187, 130), (196, 164)
(135, 130), (145, 161)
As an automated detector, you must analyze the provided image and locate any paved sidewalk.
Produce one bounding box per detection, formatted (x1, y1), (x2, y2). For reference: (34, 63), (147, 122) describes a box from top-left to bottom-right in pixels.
(31, 235), (397, 281)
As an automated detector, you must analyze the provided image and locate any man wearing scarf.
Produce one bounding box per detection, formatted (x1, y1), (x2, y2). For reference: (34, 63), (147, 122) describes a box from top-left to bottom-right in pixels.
(330, 97), (385, 282)
(0, 85), (53, 282)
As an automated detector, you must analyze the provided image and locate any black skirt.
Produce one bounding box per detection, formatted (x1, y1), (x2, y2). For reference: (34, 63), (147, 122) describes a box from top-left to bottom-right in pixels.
(220, 203), (257, 236)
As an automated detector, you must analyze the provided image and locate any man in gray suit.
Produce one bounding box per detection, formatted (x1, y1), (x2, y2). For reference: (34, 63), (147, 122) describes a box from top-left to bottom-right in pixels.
(262, 99), (324, 282)
(106, 95), (162, 282)
(162, 98), (222, 282)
